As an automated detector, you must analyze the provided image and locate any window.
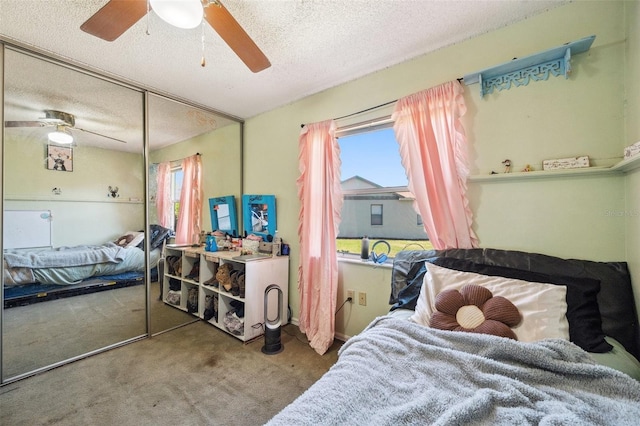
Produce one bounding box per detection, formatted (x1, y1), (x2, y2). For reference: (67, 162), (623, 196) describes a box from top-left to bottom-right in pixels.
(170, 166), (183, 230)
(371, 204), (383, 225)
(337, 124), (432, 259)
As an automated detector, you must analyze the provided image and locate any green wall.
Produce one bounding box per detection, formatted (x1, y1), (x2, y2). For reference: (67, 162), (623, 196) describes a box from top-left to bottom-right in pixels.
(624, 1), (640, 329)
(149, 122), (242, 233)
(243, 1), (640, 338)
(4, 136), (144, 247)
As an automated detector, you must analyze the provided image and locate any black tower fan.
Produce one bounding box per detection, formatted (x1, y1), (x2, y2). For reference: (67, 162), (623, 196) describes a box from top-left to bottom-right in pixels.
(262, 284), (284, 355)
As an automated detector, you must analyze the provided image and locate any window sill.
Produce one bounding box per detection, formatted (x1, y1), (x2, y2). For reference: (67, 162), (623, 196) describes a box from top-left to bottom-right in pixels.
(337, 254), (393, 269)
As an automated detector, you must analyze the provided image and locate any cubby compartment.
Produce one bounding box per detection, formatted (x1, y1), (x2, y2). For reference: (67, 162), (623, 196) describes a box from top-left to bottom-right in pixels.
(219, 294), (245, 337)
(200, 287), (219, 325)
(217, 260), (246, 298)
(182, 251), (200, 283)
(184, 284), (199, 315)
(200, 253), (218, 288)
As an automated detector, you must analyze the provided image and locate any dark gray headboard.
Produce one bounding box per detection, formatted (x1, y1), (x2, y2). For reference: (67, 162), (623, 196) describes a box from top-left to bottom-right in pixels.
(391, 248), (640, 360)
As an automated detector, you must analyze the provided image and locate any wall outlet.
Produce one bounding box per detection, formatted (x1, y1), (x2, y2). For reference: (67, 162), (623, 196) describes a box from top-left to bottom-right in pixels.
(358, 292), (367, 306)
(347, 290), (355, 303)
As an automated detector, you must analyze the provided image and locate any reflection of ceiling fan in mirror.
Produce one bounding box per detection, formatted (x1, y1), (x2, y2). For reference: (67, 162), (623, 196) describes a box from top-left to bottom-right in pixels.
(80, 0), (271, 73)
(5, 110), (127, 145)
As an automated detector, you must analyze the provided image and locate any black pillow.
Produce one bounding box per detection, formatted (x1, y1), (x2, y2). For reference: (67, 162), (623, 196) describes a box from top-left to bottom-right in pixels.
(431, 257), (612, 353)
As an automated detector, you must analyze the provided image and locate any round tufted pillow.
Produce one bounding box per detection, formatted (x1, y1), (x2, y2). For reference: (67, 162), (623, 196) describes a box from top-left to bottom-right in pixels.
(430, 284), (522, 340)
(115, 234), (135, 247)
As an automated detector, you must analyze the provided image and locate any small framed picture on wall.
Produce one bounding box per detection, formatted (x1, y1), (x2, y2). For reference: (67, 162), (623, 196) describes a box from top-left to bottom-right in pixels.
(47, 144), (73, 172)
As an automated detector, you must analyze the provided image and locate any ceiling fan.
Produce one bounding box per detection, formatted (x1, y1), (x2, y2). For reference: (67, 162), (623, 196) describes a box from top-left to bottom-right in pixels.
(5, 110), (127, 144)
(80, 0), (271, 73)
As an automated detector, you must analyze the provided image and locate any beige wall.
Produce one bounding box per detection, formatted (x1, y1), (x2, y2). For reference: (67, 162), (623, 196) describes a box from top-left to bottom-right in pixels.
(243, 1), (637, 339)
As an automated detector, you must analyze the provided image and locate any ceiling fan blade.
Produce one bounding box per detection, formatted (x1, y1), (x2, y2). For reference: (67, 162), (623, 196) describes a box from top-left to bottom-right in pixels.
(80, 0), (147, 42)
(74, 127), (128, 144)
(204, 2), (271, 73)
(4, 120), (48, 128)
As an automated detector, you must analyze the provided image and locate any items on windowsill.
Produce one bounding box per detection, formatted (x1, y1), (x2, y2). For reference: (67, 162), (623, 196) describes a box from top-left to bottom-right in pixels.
(521, 164), (533, 172)
(624, 141), (640, 159)
(502, 159), (512, 173)
(361, 236), (370, 260)
(542, 156), (590, 171)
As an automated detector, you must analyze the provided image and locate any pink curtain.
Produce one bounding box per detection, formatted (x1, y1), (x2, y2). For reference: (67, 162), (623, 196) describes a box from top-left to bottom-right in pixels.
(156, 162), (173, 229)
(297, 120), (343, 355)
(392, 80), (478, 249)
(175, 154), (202, 245)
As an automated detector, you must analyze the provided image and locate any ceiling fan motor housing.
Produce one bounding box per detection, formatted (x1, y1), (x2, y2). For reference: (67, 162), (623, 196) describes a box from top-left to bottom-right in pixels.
(44, 110), (75, 127)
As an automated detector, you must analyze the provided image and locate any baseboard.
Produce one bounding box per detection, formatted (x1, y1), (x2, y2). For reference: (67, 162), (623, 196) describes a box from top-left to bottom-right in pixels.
(289, 316), (350, 342)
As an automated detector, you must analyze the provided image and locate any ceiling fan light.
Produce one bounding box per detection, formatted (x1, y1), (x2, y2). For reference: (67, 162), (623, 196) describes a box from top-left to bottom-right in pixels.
(48, 127), (74, 145)
(150, 0), (204, 30)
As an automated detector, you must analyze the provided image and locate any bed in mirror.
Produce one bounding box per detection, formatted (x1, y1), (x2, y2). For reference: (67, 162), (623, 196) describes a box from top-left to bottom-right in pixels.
(1, 44), (243, 383)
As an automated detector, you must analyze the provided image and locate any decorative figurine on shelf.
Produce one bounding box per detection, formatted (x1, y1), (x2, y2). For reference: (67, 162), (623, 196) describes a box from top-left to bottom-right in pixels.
(521, 164), (533, 172)
(502, 159), (512, 173)
(108, 186), (120, 198)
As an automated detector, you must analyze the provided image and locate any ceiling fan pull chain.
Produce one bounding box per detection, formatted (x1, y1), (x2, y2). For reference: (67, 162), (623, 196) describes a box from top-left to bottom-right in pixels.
(145, 0), (151, 36)
(201, 19), (206, 67)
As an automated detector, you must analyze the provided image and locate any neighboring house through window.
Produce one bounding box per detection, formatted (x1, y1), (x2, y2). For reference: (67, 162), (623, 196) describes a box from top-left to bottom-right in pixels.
(337, 124), (431, 259)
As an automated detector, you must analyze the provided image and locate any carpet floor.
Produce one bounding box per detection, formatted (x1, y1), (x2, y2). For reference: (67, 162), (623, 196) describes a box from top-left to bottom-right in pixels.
(0, 321), (341, 425)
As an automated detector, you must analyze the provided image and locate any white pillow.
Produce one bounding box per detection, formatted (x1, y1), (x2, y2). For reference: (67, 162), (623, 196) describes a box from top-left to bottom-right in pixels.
(410, 262), (570, 342)
(114, 231), (144, 248)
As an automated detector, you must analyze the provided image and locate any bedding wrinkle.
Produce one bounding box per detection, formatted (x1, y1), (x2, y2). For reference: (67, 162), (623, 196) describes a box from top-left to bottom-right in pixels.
(4, 243), (126, 269)
(267, 316), (640, 426)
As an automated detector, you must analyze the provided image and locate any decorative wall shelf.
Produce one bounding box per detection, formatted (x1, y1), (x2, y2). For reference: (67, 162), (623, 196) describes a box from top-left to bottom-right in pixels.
(463, 35), (595, 97)
(468, 155), (640, 183)
(4, 195), (144, 203)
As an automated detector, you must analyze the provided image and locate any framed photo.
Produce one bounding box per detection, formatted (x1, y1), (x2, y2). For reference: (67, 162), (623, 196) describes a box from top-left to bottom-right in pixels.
(242, 194), (276, 240)
(209, 195), (239, 237)
(47, 145), (73, 172)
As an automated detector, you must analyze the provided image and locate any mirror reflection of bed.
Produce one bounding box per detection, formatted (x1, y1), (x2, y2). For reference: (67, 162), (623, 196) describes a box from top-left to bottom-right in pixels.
(2, 47), (242, 382)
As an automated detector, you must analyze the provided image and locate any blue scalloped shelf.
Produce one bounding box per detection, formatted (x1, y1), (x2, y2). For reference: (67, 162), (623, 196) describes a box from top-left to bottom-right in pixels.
(464, 35), (595, 97)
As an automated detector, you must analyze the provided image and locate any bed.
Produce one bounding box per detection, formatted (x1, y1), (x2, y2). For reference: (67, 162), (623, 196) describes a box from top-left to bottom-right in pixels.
(267, 248), (640, 425)
(3, 224), (172, 307)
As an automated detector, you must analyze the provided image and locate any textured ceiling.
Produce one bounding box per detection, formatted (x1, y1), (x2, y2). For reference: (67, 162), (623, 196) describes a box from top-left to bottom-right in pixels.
(0, 0), (567, 151)
(0, 0), (568, 119)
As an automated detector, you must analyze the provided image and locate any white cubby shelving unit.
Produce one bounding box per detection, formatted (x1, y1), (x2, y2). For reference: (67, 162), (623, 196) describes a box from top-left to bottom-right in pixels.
(162, 246), (289, 342)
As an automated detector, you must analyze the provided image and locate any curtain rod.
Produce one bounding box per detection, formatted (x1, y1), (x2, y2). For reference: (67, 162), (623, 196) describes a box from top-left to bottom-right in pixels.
(300, 78), (464, 128)
(152, 152), (201, 165)
(300, 99), (396, 128)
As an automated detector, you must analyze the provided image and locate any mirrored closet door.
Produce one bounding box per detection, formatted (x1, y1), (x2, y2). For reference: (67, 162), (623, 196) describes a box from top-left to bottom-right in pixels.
(1, 47), (146, 381)
(1, 44), (244, 383)
(147, 94), (243, 335)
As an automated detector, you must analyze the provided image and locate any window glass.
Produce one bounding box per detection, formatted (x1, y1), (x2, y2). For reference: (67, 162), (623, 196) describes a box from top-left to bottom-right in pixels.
(171, 167), (183, 230)
(371, 204), (383, 225)
(337, 125), (432, 259)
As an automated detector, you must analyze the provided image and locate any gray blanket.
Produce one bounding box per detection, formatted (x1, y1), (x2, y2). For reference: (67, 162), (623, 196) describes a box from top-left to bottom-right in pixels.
(4, 243), (126, 269)
(267, 316), (640, 425)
